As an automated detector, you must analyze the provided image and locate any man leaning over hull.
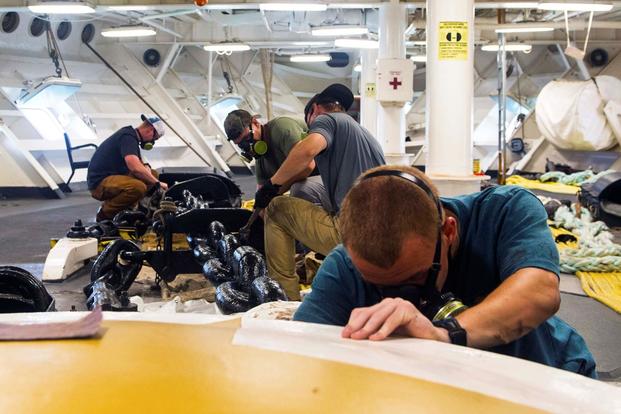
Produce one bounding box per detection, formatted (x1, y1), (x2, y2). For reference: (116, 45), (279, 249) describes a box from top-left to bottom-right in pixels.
(295, 165), (597, 378)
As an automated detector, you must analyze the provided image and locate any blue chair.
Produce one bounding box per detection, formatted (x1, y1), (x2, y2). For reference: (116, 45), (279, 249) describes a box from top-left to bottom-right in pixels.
(63, 132), (97, 191)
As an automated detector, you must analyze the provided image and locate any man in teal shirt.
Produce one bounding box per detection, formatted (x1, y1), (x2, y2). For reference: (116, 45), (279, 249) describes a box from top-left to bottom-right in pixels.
(224, 109), (330, 211)
(294, 165), (597, 378)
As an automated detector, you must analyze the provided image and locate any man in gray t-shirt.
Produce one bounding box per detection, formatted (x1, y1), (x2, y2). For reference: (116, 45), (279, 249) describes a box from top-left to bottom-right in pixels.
(310, 112), (385, 211)
(253, 84), (385, 300)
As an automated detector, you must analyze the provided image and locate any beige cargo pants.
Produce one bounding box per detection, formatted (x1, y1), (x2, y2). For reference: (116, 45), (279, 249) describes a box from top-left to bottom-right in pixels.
(264, 196), (341, 300)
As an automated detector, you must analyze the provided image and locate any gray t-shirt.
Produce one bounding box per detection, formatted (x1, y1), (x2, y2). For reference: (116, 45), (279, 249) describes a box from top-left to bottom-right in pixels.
(309, 112), (385, 212)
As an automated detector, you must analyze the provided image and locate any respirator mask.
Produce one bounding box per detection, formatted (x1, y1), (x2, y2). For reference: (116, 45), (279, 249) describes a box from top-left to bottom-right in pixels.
(238, 125), (268, 163)
(362, 170), (468, 322)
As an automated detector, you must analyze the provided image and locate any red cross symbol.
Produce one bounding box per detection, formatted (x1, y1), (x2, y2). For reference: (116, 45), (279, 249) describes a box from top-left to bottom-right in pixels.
(389, 77), (402, 90)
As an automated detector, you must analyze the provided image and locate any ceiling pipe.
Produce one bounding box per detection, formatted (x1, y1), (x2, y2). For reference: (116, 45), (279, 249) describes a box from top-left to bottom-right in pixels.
(0, 1), (619, 13)
(407, 18), (621, 31)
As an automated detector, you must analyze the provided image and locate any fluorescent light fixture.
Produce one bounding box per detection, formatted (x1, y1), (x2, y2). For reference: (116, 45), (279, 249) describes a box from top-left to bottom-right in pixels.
(203, 43), (251, 52)
(312, 25), (369, 37)
(481, 43), (533, 52)
(407, 40), (427, 46)
(16, 77), (82, 108)
(260, 3), (327, 12)
(107, 5), (150, 11)
(335, 38), (379, 49)
(495, 26), (554, 33)
(410, 55), (427, 62)
(353, 64), (362, 72)
(291, 41), (331, 46)
(290, 54), (331, 62)
(28, 1), (95, 14)
(537, 2), (613, 11)
(477, 2), (539, 8)
(101, 25), (156, 38)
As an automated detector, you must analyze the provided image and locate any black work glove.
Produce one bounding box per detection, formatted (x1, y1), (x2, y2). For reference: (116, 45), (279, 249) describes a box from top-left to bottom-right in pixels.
(254, 180), (281, 209)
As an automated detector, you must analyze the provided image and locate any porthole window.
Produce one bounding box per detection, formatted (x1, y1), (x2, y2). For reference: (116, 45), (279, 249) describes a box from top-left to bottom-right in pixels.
(57, 21), (72, 40)
(30, 17), (47, 37)
(81, 23), (95, 43)
(1, 12), (20, 34)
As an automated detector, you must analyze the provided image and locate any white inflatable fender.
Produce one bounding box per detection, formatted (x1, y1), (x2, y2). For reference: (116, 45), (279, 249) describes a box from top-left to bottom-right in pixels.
(536, 75), (621, 151)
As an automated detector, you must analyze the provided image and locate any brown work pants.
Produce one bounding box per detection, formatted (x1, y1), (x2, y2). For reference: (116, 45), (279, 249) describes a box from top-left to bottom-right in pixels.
(90, 175), (148, 220)
(264, 196), (341, 300)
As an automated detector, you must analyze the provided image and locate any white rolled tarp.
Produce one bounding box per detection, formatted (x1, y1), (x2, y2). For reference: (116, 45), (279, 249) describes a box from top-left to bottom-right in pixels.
(536, 75), (621, 151)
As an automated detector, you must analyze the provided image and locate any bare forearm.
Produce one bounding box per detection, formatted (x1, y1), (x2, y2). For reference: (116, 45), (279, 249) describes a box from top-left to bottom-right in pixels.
(280, 162), (316, 192)
(271, 150), (313, 186)
(130, 164), (158, 186)
(271, 134), (325, 186)
(456, 268), (560, 349)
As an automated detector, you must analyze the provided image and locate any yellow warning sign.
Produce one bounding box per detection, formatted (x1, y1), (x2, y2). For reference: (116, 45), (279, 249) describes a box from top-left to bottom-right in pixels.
(365, 82), (376, 98)
(438, 21), (468, 61)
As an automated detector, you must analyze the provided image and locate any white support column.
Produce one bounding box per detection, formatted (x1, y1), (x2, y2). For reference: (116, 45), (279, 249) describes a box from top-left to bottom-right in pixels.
(377, 0), (411, 165)
(156, 44), (181, 84)
(359, 48), (378, 140)
(206, 51), (214, 131)
(426, 0), (484, 196)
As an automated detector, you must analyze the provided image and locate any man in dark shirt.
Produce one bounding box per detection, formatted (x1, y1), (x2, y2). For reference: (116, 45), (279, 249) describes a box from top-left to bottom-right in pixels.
(294, 165), (596, 378)
(87, 115), (168, 221)
(253, 84), (385, 300)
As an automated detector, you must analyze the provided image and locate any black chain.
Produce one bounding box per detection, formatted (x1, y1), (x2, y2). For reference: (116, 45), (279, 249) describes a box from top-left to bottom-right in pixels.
(45, 21), (67, 78)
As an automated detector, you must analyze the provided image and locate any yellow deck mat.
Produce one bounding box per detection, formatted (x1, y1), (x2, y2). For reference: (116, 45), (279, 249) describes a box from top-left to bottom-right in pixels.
(506, 175), (580, 195)
(0, 319), (540, 413)
(549, 225), (579, 249)
(576, 272), (621, 314)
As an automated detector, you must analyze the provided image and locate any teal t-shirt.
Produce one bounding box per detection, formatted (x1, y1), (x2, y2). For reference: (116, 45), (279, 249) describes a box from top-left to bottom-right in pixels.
(294, 186), (597, 378)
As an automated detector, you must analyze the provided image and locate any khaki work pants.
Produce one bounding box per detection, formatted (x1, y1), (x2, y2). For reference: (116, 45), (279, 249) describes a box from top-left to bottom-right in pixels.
(264, 196), (341, 300)
(90, 175), (148, 220)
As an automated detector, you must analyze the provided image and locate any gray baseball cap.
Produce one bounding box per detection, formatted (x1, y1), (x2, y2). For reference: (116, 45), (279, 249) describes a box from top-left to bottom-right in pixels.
(224, 109), (253, 141)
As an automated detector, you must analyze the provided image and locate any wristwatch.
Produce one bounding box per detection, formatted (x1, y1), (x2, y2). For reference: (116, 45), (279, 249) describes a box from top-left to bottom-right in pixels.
(432, 317), (467, 346)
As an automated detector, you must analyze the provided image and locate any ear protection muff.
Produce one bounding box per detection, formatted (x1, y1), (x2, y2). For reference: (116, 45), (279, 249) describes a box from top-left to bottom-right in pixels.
(360, 170), (467, 322)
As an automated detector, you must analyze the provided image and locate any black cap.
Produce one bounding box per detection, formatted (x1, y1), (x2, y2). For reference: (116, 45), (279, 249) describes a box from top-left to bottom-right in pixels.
(224, 109), (253, 141)
(304, 83), (354, 123)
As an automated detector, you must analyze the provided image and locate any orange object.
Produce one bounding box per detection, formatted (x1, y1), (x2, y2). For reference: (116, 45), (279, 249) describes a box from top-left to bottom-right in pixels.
(194, 0), (207, 6)
(0, 318), (539, 413)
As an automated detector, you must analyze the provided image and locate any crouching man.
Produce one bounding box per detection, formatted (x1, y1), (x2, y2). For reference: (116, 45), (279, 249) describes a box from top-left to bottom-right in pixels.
(294, 165), (597, 378)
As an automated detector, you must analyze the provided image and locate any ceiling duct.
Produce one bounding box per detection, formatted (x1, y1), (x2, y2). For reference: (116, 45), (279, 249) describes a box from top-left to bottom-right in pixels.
(327, 52), (349, 67)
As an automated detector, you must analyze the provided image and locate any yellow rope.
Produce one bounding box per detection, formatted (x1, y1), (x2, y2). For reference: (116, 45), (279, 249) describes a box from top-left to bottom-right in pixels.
(576, 272), (621, 314)
(506, 175), (580, 195)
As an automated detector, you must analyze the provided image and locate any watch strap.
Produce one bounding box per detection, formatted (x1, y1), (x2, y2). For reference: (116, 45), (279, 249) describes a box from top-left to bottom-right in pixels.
(433, 317), (467, 346)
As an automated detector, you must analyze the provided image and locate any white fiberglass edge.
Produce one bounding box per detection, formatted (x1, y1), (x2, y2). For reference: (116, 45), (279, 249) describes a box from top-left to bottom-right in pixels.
(0, 312), (238, 325)
(233, 318), (621, 414)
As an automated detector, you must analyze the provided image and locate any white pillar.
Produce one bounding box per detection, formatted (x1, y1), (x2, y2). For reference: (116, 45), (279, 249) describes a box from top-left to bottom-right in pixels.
(377, 0), (410, 164)
(426, 0), (483, 195)
(359, 48), (378, 139)
(155, 44), (180, 84)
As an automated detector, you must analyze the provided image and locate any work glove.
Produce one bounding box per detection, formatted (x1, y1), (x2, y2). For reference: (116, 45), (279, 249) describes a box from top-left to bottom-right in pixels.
(254, 180), (281, 209)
